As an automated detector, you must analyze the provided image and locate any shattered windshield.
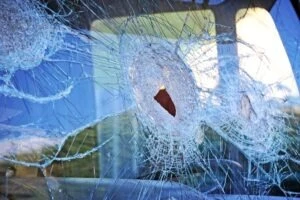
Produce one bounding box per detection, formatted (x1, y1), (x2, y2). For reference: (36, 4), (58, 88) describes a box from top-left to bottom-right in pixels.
(0, 0), (299, 199)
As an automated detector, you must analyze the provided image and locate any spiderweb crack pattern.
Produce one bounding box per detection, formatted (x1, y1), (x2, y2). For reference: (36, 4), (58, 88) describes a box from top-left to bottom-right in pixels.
(0, 0), (299, 199)
(0, 0), (74, 103)
(118, 7), (300, 196)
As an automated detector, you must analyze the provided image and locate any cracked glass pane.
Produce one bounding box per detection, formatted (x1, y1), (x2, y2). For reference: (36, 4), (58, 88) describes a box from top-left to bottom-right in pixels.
(0, 0), (299, 199)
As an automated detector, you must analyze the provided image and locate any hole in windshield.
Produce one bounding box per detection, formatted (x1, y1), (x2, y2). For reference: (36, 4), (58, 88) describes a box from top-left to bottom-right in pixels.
(154, 87), (176, 117)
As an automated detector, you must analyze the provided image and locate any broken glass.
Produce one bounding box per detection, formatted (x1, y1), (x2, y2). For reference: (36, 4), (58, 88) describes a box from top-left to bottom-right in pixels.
(0, 0), (299, 199)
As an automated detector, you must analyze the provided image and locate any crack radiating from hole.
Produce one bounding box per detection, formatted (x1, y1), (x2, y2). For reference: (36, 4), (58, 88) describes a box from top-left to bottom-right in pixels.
(154, 87), (176, 117)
